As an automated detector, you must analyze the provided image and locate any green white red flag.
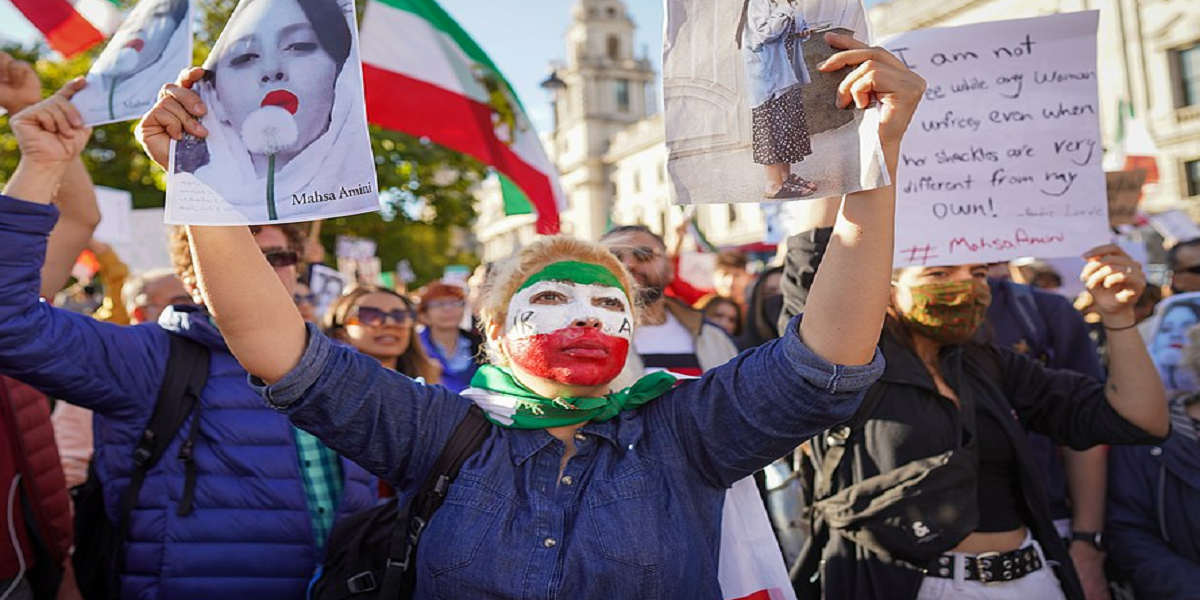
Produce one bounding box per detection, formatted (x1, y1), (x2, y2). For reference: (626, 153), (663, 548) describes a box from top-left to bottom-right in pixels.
(9, 0), (123, 57)
(359, 0), (563, 234)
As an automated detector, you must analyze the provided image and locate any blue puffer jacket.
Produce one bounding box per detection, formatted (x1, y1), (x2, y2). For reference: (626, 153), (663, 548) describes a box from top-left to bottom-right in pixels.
(0, 195), (377, 599)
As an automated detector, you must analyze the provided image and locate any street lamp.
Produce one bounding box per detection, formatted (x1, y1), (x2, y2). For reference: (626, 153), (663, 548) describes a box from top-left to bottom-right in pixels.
(540, 70), (567, 132)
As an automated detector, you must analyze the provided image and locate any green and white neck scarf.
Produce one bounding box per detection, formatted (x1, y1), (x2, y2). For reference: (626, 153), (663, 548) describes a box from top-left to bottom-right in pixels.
(461, 364), (678, 429)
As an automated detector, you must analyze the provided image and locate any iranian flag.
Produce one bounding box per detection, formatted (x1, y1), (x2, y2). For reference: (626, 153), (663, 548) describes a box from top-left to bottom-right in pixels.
(359, 0), (563, 234)
(10, 0), (123, 58)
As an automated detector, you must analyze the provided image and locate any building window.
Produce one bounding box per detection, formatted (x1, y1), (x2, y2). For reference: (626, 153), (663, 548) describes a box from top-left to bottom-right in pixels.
(616, 79), (630, 112)
(727, 203), (738, 224)
(607, 7), (617, 18)
(607, 35), (620, 60)
(1186, 159), (1200, 197)
(1177, 43), (1200, 107)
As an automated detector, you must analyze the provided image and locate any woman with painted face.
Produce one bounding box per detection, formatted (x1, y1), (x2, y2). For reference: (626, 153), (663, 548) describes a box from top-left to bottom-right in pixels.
(322, 285), (440, 384)
(780, 245), (1167, 600)
(137, 33), (924, 597)
(71, 0), (190, 124)
(1143, 292), (1200, 394)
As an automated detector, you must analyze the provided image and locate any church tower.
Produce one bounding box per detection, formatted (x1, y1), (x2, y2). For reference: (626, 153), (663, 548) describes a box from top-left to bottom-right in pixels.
(542, 0), (656, 241)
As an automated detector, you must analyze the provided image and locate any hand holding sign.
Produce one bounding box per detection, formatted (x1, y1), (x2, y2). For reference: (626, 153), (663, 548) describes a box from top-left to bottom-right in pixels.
(820, 33), (926, 149)
(136, 67), (209, 169)
(11, 79), (91, 167)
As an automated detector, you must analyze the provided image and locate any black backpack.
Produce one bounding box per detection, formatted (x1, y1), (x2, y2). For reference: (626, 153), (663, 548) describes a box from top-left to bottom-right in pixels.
(310, 404), (491, 599)
(71, 334), (210, 600)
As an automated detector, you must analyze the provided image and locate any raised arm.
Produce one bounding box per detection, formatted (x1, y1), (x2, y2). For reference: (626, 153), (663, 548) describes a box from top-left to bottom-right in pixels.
(797, 34), (924, 366)
(0, 80), (165, 418)
(137, 68), (306, 383)
(1079, 245), (1167, 436)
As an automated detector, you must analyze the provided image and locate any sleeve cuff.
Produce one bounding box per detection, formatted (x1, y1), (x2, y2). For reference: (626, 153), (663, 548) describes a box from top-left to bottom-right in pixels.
(250, 322), (332, 409)
(780, 313), (885, 394)
(0, 194), (60, 235)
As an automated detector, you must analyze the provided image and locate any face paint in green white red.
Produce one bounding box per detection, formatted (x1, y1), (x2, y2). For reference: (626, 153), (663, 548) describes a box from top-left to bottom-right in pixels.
(503, 266), (632, 387)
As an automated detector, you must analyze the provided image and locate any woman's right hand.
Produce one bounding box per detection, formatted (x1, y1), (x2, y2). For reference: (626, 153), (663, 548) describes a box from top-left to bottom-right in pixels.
(817, 33), (925, 150)
(136, 67), (209, 170)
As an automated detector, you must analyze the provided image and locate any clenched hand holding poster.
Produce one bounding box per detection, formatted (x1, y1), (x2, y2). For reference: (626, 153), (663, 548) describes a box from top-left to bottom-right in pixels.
(165, 0), (379, 225)
(71, 0), (192, 126)
(664, 0), (887, 204)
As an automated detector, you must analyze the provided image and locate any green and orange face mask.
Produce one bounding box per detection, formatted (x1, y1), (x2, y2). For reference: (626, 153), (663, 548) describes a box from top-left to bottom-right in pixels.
(897, 280), (992, 345)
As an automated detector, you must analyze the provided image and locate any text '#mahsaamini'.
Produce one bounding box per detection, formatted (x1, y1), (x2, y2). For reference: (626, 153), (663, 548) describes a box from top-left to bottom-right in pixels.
(291, 182), (375, 205)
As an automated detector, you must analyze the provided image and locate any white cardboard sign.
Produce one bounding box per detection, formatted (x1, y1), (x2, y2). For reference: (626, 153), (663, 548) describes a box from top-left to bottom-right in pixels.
(93, 186), (134, 245)
(882, 12), (1109, 267)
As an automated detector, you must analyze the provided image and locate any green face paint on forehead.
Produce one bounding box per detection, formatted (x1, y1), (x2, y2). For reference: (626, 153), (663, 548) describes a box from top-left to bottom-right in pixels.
(516, 261), (626, 293)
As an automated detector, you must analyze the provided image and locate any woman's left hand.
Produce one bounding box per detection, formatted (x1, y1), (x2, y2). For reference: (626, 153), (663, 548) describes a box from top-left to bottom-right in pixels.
(1080, 244), (1145, 326)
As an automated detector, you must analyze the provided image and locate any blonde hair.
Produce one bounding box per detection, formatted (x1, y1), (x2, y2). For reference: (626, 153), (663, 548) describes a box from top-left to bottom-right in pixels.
(477, 236), (636, 364)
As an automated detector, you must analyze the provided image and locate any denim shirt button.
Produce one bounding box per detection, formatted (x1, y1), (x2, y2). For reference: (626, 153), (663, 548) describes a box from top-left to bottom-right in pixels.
(574, 432), (587, 442)
(560, 475), (574, 486)
(543, 537), (557, 548)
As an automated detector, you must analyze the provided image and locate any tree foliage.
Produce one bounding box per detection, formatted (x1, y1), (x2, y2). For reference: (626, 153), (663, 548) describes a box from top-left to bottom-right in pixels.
(1, 0), (483, 287)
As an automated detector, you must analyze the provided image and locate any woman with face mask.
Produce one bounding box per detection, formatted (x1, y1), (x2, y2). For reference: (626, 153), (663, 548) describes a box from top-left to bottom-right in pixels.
(784, 247), (1167, 600)
(133, 33), (926, 597)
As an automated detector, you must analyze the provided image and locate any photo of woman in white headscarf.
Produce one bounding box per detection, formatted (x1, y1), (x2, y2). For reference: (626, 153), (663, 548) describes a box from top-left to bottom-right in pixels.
(738, 0), (817, 199)
(167, 0), (378, 225)
(71, 0), (190, 126)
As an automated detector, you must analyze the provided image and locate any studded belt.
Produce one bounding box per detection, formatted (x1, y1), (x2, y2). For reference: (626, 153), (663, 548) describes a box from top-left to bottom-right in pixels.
(926, 545), (1043, 583)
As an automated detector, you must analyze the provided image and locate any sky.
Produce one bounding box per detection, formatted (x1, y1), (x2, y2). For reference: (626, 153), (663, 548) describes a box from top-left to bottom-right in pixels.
(0, 0), (885, 131)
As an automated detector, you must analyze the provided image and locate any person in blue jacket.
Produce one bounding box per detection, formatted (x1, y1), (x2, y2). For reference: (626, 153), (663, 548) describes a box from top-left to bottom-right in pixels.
(0, 79), (376, 599)
(1106, 327), (1200, 599)
(133, 36), (924, 598)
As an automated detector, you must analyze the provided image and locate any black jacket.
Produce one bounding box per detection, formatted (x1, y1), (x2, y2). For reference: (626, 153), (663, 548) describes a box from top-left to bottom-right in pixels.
(794, 328), (1163, 600)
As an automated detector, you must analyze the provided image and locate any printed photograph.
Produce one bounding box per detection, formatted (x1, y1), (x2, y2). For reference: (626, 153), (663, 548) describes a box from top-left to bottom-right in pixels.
(663, 0), (885, 205)
(166, 0), (378, 225)
(71, 0), (191, 126)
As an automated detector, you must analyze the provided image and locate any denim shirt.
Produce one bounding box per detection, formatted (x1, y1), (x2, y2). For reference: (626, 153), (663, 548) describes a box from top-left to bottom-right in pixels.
(254, 316), (883, 598)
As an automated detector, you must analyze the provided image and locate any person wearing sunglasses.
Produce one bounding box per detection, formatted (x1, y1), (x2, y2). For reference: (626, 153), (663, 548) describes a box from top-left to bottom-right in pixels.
(0, 84), (381, 600)
(323, 285), (440, 385)
(417, 281), (482, 393)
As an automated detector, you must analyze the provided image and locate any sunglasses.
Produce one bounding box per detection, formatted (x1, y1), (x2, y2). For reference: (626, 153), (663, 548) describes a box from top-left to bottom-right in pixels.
(346, 306), (415, 328)
(263, 249), (299, 268)
(424, 299), (465, 310)
(293, 293), (316, 305)
(608, 246), (661, 264)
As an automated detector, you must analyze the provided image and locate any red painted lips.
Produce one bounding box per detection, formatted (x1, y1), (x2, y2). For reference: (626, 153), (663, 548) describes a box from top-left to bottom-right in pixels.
(508, 326), (629, 387)
(123, 38), (145, 52)
(261, 89), (299, 115)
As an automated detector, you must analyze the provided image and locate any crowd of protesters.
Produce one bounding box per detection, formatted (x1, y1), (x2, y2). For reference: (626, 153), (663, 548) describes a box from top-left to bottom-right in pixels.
(0, 31), (1194, 600)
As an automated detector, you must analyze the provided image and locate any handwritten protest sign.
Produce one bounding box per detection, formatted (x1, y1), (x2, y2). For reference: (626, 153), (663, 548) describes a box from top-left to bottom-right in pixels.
(882, 11), (1109, 266)
(1106, 170), (1146, 227)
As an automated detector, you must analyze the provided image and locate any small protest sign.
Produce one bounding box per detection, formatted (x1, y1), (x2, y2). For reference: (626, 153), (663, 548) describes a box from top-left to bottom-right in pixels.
(882, 12), (1109, 267)
(93, 187), (134, 245)
(308, 264), (345, 316)
(663, 0), (886, 205)
(1105, 169), (1146, 227)
(71, 0), (192, 126)
(1149, 210), (1200, 246)
(165, 0), (378, 225)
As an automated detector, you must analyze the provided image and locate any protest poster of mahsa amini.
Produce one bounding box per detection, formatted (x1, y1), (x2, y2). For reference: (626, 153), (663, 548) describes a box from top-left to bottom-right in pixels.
(71, 0), (192, 127)
(165, 0), (379, 225)
(664, 0), (888, 204)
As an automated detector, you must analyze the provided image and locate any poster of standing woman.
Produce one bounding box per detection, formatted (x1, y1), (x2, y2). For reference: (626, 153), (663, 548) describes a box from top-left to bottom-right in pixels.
(71, 0), (191, 127)
(165, 0), (378, 225)
(664, 0), (886, 205)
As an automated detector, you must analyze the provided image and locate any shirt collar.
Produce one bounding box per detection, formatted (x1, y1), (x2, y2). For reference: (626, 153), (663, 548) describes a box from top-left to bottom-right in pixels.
(506, 419), (623, 465)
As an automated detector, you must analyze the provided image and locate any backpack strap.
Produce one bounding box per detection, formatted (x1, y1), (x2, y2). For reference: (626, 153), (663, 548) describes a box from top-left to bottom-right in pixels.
(380, 403), (491, 596)
(116, 334), (210, 568)
(814, 382), (887, 499)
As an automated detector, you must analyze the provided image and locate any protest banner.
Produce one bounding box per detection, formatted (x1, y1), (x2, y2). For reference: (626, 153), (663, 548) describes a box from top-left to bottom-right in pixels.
(882, 11), (1109, 267)
(165, 0), (378, 225)
(1105, 169), (1146, 227)
(93, 186), (133, 245)
(112, 208), (172, 273)
(335, 235), (377, 261)
(71, 0), (192, 126)
(663, 0), (886, 205)
(1149, 210), (1200, 246)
